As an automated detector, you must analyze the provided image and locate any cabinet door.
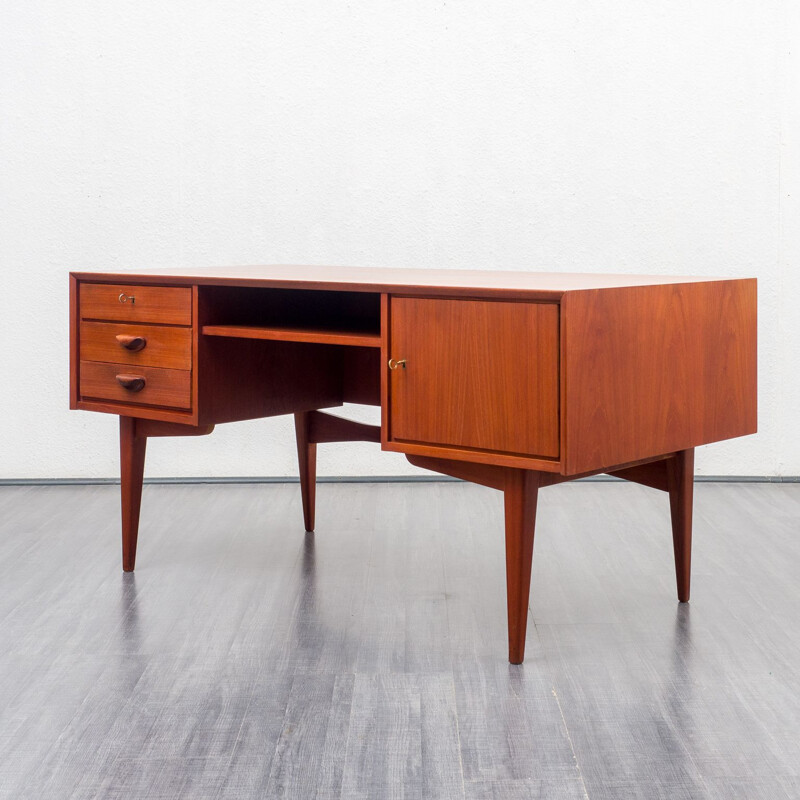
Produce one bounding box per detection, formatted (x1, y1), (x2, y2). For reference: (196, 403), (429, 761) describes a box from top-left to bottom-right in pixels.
(389, 298), (559, 459)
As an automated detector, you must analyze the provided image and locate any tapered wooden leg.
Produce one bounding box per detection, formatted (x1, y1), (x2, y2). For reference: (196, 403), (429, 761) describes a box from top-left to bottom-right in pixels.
(666, 448), (694, 602)
(504, 469), (540, 664)
(294, 411), (317, 532)
(120, 416), (146, 572)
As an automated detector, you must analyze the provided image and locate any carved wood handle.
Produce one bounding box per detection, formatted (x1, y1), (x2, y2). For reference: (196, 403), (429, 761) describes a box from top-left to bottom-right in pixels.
(115, 334), (147, 352)
(116, 374), (146, 392)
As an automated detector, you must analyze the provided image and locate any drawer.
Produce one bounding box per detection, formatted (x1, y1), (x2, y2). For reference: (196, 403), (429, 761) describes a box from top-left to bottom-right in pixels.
(80, 361), (192, 409)
(80, 321), (192, 370)
(80, 283), (192, 325)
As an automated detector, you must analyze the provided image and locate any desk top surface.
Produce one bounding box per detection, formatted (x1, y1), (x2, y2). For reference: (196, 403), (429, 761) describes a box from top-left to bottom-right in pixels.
(71, 264), (741, 297)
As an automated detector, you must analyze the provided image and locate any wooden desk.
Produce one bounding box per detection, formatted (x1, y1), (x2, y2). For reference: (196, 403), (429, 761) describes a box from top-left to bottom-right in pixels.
(69, 266), (757, 663)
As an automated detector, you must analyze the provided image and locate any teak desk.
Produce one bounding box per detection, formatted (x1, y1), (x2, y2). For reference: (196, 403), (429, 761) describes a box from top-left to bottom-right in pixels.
(69, 266), (757, 663)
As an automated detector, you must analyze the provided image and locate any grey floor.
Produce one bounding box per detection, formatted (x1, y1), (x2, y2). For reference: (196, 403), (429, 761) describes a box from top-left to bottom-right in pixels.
(0, 480), (799, 800)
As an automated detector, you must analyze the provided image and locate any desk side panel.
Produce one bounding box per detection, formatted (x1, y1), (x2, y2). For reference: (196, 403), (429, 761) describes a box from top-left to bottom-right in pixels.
(69, 274), (78, 409)
(562, 279), (757, 475)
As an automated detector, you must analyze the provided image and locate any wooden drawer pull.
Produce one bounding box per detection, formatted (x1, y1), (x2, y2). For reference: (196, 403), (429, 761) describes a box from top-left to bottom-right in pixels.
(115, 334), (147, 352)
(116, 374), (146, 392)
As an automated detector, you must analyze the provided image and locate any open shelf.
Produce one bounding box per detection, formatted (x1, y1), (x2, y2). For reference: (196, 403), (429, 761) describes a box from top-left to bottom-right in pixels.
(202, 323), (381, 348)
(199, 285), (382, 350)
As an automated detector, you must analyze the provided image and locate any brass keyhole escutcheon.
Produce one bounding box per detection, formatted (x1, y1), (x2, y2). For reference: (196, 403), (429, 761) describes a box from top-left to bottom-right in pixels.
(388, 358), (407, 370)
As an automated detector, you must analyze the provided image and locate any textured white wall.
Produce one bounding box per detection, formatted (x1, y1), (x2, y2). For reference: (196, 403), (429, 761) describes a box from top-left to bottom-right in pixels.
(1, 1), (797, 479)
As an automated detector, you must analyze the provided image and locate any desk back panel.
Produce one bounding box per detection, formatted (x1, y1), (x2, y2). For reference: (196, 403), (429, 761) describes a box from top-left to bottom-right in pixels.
(195, 336), (345, 425)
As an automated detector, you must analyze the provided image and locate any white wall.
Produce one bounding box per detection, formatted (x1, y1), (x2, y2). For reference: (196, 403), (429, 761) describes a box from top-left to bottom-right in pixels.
(1, 0), (797, 479)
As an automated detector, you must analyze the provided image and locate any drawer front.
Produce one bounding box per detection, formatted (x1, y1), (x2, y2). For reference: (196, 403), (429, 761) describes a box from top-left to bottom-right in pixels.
(80, 321), (192, 370)
(80, 361), (192, 409)
(388, 298), (560, 458)
(80, 283), (192, 325)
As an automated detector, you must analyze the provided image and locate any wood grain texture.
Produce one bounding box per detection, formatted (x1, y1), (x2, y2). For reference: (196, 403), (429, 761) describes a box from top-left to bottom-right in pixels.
(405, 454), (507, 491)
(80, 321), (192, 369)
(667, 448), (694, 603)
(341, 346), (381, 406)
(195, 337), (342, 426)
(536, 453), (677, 488)
(384, 439), (561, 472)
(503, 470), (540, 665)
(119, 417), (146, 572)
(296, 411), (379, 445)
(339, 673), (464, 800)
(79, 283), (192, 325)
(69, 274), (78, 409)
(452, 657), (580, 786)
(80, 361), (192, 410)
(294, 412), (316, 532)
(264, 673), (354, 799)
(191, 284), (201, 428)
(74, 399), (196, 424)
(562, 279), (757, 474)
(134, 420), (214, 438)
(380, 292), (390, 447)
(203, 323), (380, 348)
(607, 459), (670, 492)
(388, 298), (559, 459)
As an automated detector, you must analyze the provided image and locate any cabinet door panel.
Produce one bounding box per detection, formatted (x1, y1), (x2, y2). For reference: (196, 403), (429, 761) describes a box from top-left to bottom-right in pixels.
(389, 298), (559, 458)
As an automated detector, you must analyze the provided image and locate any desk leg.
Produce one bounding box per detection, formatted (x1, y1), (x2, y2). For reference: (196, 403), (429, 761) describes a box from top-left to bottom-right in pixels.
(120, 416), (146, 572)
(294, 412), (317, 532)
(504, 469), (540, 665)
(667, 448), (694, 602)
(118, 419), (214, 571)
